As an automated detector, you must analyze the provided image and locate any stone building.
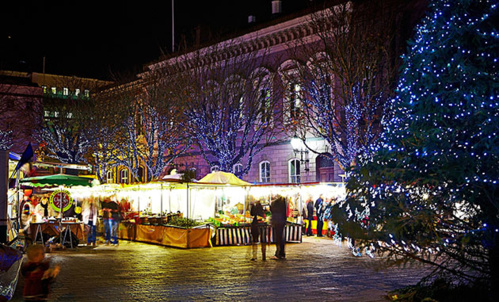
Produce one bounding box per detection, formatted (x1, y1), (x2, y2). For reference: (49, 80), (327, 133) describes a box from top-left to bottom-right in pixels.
(134, 0), (427, 185)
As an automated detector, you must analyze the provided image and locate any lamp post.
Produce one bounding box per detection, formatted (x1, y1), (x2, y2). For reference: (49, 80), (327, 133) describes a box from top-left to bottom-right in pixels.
(290, 136), (310, 173)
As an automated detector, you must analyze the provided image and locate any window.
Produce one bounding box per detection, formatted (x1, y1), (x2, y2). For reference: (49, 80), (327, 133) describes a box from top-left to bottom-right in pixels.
(289, 83), (302, 120)
(106, 171), (113, 183)
(120, 169), (129, 184)
(84, 89), (90, 98)
(75, 88), (80, 96)
(63, 87), (69, 96)
(233, 163), (243, 177)
(51, 87), (57, 94)
(289, 159), (301, 183)
(138, 167), (145, 182)
(42, 86), (48, 94)
(259, 161), (271, 183)
(210, 166), (220, 173)
(259, 87), (272, 125)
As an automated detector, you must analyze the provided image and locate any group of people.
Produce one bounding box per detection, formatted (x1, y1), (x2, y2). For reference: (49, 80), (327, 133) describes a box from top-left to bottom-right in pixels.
(250, 194), (288, 261)
(305, 194), (335, 237)
(20, 196), (122, 301)
(20, 192), (123, 247)
(81, 196), (122, 246)
(249, 193), (338, 261)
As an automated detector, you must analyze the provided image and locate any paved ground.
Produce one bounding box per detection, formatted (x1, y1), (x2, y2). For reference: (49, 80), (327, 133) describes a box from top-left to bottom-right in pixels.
(11, 236), (430, 301)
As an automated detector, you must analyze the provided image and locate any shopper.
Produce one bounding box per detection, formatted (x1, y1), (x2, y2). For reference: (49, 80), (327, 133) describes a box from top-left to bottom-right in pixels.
(108, 198), (121, 246)
(250, 199), (266, 261)
(101, 197), (112, 245)
(315, 194), (325, 237)
(270, 195), (287, 260)
(21, 244), (60, 301)
(305, 196), (314, 236)
(82, 197), (99, 246)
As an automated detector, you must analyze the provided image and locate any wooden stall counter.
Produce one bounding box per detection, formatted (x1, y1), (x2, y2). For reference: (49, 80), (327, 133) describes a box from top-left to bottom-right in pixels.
(118, 223), (212, 249)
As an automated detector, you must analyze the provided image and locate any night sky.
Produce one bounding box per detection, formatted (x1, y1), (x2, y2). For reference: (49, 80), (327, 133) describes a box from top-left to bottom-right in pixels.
(1, 0), (317, 81)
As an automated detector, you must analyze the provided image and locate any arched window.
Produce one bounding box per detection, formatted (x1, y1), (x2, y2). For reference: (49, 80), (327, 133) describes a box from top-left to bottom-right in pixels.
(259, 161), (271, 183)
(106, 170), (113, 184)
(289, 159), (301, 183)
(278, 60), (303, 125)
(211, 165), (220, 173)
(120, 169), (129, 184)
(138, 166), (145, 182)
(233, 163), (243, 177)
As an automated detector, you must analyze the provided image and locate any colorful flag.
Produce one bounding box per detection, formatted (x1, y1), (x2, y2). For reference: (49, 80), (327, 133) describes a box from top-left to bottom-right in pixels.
(15, 143), (33, 171)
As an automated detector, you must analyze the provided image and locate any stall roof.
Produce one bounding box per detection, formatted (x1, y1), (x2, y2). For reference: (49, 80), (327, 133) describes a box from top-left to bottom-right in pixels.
(197, 171), (250, 186)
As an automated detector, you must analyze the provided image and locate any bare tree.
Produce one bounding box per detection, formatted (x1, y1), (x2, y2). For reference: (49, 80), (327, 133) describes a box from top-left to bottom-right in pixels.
(158, 39), (283, 176)
(289, 0), (400, 171)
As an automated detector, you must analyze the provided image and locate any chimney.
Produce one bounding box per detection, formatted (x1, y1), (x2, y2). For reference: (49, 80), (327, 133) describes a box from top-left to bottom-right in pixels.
(248, 15), (256, 24)
(272, 0), (282, 15)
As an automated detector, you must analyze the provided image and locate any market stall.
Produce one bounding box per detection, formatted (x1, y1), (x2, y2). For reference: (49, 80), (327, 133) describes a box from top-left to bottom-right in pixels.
(20, 173), (98, 248)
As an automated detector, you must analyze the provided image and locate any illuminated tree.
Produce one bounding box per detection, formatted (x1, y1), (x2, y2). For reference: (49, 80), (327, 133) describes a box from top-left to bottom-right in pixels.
(163, 40), (283, 175)
(341, 0), (498, 297)
(106, 74), (191, 182)
(35, 84), (96, 164)
(290, 0), (403, 171)
(136, 71), (192, 181)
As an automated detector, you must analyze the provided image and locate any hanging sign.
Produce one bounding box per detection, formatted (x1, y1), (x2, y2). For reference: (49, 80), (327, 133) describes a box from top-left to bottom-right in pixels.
(49, 189), (73, 212)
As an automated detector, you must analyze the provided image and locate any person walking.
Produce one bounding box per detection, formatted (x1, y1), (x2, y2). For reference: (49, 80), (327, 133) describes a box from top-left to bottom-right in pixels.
(315, 194), (325, 237)
(305, 196), (314, 236)
(21, 244), (60, 301)
(270, 195), (287, 260)
(82, 197), (98, 246)
(101, 197), (112, 245)
(108, 198), (121, 246)
(250, 199), (266, 261)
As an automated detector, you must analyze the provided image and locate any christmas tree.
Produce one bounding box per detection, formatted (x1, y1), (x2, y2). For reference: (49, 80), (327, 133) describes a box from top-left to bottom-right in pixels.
(340, 0), (498, 297)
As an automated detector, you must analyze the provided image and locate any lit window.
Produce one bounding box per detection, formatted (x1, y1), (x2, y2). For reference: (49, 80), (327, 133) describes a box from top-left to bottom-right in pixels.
(211, 166), (220, 173)
(290, 83), (302, 119)
(63, 87), (69, 95)
(51, 87), (57, 94)
(120, 169), (129, 184)
(106, 171), (113, 183)
(75, 88), (80, 96)
(289, 159), (301, 183)
(84, 89), (90, 97)
(42, 86), (47, 94)
(259, 161), (270, 183)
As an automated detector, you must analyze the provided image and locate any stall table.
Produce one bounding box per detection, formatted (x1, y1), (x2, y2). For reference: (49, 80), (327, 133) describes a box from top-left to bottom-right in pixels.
(30, 221), (85, 248)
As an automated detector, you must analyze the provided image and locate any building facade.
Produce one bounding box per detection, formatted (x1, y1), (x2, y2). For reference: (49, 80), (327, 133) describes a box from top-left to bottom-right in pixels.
(135, 0), (426, 185)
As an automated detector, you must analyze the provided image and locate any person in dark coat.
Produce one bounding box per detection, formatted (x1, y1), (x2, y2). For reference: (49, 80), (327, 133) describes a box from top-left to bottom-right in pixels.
(270, 195), (287, 259)
(315, 194), (324, 237)
(250, 199), (266, 261)
(306, 196), (314, 236)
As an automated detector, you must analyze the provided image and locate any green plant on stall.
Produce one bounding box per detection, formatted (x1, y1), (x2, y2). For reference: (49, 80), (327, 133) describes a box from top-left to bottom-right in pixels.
(167, 216), (202, 228)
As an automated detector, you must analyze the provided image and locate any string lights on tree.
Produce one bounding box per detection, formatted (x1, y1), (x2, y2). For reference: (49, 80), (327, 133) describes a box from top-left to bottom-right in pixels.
(335, 0), (498, 293)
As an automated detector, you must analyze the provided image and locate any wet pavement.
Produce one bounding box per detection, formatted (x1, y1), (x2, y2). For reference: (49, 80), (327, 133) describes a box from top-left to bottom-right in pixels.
(11, 236), (430, 301)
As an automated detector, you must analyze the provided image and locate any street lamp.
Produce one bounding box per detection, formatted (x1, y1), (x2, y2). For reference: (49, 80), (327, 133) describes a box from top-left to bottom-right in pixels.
(290, 136), (309, 173)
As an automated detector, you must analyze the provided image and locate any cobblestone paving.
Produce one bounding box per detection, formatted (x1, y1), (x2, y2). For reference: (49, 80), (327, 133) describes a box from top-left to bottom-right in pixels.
(11, 236), (431, 301)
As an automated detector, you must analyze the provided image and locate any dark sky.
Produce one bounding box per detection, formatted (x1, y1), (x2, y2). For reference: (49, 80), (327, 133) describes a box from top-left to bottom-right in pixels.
(1, 0), (316, 81)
